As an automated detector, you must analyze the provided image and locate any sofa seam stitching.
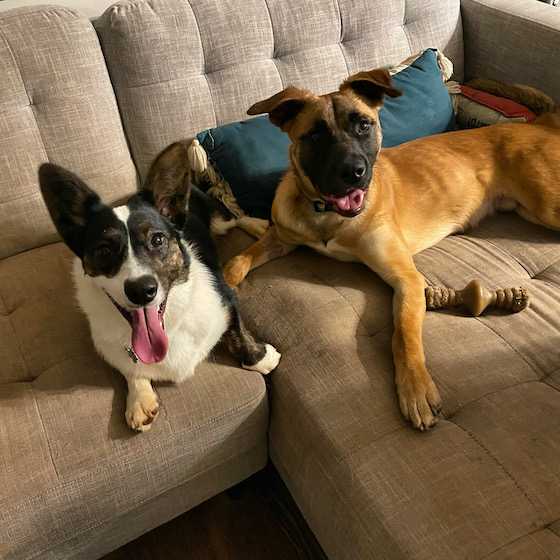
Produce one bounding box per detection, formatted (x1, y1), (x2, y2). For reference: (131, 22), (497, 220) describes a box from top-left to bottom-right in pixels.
(270, 439), (400, 556)
(473, 316), (545, 378)
(333, 0), (349, 77)
(261, 0), (276, 58)
(543, 376), (560, 393)
(468, 235), (533, 277)
(0, 6), (82, 23)
(329, 284), (370, 334)
(479, 526), (558, 560)
(451, 421), (545, 524)
(186, 0), (218, 128)
(422, 235), (533, 282)
(445, 380), (542, 421)
(400, 2), (413, 57)
(308, 269), (372, 335)
(0, 282), (33, 381)
(0, 26), (50, 164)
(30, 385), (61, 480)
(262, 0), (284, 87)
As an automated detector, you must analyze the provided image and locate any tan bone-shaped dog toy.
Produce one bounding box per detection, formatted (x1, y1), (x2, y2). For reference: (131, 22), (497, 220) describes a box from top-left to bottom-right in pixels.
(425, 279), (530, 316)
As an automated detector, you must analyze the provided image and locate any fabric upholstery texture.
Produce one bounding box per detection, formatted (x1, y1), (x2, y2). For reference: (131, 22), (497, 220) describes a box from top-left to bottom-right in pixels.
(0, 6), (138, 260)
(0, 0), (117, 20)
(462, 0), (560, 98)
(230, 211), (560, 560)
(94, 0), (464, 180)
(2, 1), (560, 559)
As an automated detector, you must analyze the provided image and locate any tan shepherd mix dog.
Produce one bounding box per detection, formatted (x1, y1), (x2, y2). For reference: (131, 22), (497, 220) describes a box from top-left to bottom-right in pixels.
(222, 70), (560, 431)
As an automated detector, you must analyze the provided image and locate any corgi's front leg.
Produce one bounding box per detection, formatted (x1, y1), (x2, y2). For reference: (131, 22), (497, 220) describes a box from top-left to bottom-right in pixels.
(124, 376), (159, 432)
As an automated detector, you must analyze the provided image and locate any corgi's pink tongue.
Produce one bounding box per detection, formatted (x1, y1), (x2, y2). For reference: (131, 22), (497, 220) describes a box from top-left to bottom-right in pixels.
(131, 306), (168, 364)
(324, 189), (365, 212)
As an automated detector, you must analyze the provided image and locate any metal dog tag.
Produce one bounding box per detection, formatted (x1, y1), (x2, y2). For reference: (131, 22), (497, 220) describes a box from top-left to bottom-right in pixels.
(125, 346), (140, 364)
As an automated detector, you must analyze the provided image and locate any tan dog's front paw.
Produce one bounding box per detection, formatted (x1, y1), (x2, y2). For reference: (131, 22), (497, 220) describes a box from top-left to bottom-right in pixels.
(126, 392), (159, 432)
(238, 216), (270, 239)
(223, 255), (252, 289)
(396, 374), (442, 431)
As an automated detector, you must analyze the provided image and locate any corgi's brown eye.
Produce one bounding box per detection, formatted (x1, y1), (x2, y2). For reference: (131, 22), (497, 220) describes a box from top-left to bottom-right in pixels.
(95, 246), (112, 257)
(151, 233), (165, 247)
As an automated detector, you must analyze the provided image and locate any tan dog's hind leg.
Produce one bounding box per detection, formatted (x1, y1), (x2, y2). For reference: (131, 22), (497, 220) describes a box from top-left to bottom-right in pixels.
(223, 226), (297, 288)
(354, 227), (443, 430)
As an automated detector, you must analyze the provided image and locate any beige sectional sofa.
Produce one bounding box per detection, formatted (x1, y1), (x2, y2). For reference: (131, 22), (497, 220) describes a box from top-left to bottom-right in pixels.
(1, 1), (560, 559)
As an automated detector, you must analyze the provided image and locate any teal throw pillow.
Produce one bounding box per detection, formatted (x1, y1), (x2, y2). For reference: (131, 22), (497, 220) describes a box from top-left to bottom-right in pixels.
(196, 115), (290, 221)
(379, 48), (455, 148)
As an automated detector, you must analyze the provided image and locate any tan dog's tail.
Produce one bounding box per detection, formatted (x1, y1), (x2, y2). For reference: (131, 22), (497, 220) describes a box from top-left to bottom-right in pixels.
(466, 76), (560, 116)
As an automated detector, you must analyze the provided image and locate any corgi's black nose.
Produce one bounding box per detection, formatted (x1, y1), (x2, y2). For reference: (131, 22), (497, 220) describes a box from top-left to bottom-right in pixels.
(125, 276), (158, 306)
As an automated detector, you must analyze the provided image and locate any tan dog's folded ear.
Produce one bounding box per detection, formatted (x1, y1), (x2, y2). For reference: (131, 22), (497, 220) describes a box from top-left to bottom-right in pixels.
(143, 142), (190, 220)
(340, 68), (403, 107)
(248, 86), (308, 131)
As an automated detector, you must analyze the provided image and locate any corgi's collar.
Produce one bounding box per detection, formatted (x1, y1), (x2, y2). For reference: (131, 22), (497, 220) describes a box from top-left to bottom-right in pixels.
(312, 200), (333, 213)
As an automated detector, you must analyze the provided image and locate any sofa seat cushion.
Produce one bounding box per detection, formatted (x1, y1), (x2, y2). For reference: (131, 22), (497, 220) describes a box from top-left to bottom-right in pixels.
(0, 243), (268, 560)
(228, 212), (560, 560)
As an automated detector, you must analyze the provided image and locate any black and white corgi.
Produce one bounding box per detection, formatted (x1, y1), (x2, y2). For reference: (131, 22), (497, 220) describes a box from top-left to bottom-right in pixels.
(39, 143), (280, 432)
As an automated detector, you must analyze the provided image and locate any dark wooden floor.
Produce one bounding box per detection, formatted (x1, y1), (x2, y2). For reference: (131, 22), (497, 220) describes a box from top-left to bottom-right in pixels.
(102, 462), (328, 560)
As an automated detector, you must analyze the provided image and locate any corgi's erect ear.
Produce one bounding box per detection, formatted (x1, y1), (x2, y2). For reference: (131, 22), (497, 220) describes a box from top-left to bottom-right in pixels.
(39, 163), (111, 258)
(247, 86), (309, 132)
(340, 68), (403, 107)
(143, 142), (191, 221)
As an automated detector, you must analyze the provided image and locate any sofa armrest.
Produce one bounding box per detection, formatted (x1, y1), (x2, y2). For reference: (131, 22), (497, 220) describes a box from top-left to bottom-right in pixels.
(461, 0), (560, 102)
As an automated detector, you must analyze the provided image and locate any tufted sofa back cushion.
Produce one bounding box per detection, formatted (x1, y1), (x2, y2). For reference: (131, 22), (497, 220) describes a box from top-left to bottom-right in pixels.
(0, 6), (138, 260)
(95, 0), (463, 180)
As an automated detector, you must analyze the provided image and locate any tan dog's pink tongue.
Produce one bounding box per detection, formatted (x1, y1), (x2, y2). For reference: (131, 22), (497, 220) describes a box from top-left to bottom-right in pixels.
(131, 306), (168, 364)
(323, 189), (366, 212)
(337, 190), (365, 211)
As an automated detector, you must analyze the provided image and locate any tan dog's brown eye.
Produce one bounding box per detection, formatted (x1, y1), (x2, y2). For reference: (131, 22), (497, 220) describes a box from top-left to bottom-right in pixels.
(358, 120), (371, 134)
(151, 233), (165, 248)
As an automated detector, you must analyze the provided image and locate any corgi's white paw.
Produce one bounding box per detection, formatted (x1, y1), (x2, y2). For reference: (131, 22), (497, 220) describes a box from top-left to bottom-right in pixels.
(243, 344), (281, 375)
(126, 389), (159, 432)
